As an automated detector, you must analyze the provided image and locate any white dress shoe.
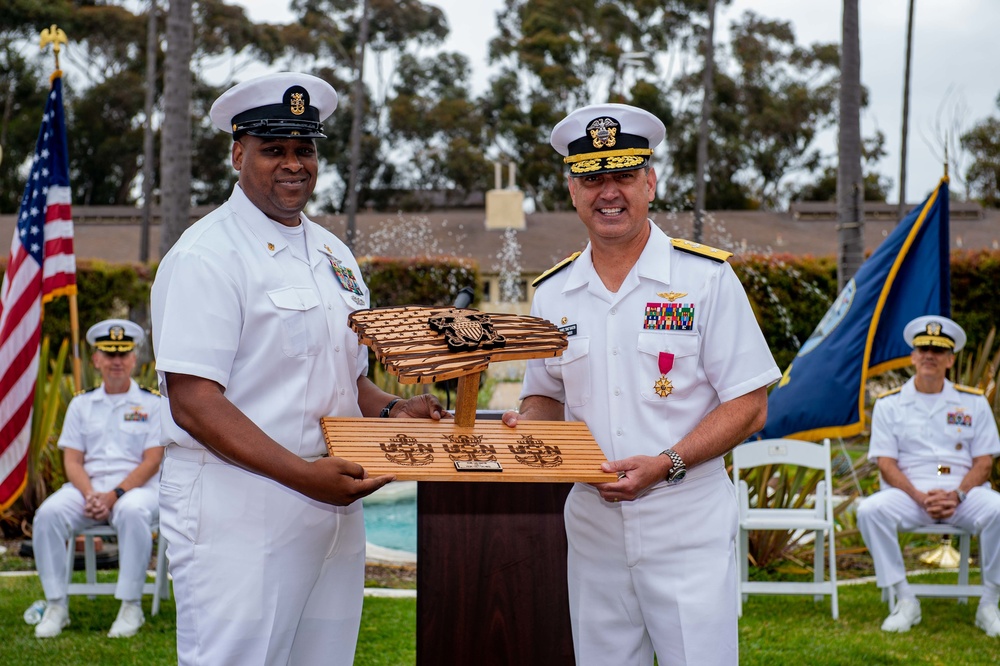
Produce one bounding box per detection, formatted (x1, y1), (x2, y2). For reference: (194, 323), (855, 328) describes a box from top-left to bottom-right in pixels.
(881, 598), (921, 632)
(976, 604), (1000, 637)
(34, 604), (69, 638)
(107, 603), (145, 638)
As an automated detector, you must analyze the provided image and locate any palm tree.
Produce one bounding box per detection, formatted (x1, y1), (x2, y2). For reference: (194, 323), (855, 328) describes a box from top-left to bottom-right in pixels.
(693, 0), (716, 243)
(897, 0), (916, 223)
(837, 0), (864, 290)
(159, 0), (193, 258)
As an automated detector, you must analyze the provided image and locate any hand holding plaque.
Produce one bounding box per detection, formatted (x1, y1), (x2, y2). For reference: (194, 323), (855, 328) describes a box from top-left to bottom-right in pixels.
(321, 305), (612, 482)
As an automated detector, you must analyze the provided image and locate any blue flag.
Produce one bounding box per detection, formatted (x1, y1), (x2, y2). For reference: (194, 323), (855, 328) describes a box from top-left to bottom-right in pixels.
(760, 178), (950, 440)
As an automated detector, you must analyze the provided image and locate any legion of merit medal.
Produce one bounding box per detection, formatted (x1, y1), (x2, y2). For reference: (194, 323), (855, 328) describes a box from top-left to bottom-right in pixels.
(654, 351), (675, 397)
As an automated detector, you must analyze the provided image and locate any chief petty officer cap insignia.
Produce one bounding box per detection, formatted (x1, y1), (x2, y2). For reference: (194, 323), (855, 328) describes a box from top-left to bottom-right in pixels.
(85, 318), (145, 353)
(902, 314), (967, 353)
(209, 71), (339, 140)
(550, 103), (666, 176)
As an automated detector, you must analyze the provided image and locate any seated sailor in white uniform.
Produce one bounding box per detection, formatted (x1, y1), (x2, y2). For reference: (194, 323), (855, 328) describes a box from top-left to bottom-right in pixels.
(858, 315), (1000, 636)
(32, 318), (163, 639)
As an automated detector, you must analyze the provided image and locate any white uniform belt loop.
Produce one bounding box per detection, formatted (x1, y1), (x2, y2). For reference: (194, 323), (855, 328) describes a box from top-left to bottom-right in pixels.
(164, 443), (327, 464)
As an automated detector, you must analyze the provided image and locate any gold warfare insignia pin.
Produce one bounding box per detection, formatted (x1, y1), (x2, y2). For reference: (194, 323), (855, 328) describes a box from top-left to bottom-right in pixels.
(657, 291), (687, 302)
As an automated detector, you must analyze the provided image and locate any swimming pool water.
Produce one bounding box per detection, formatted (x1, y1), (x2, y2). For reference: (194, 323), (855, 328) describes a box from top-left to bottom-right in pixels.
(362, 482), (417, 554)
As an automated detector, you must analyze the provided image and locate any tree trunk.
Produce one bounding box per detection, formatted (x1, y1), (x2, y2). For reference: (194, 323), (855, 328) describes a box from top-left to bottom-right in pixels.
(344, 0), (370, 251)
(141, 0), (157, 264)
(693, 0), (716, 243)
(837, 0), (864, 290)
(897, 0), (916, 223)
(159, 0), (193, 259)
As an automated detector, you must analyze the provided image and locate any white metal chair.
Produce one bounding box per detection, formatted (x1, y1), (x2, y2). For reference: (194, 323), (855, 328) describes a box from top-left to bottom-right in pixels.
(884, 523), (982, 610)
(732, 437), (838, 619)
(64, 521), (171, 616)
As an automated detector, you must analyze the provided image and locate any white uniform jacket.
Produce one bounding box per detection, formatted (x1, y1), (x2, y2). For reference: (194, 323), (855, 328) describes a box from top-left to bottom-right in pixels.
(58, 379), (162, 490)
(152, 183), (369, 457)
(522, 222), (780, 466)
(869, 377), (1000, 481)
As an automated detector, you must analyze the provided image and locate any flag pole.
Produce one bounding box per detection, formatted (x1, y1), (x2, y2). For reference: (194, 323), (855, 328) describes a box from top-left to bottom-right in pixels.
(40, 25), (81, 392)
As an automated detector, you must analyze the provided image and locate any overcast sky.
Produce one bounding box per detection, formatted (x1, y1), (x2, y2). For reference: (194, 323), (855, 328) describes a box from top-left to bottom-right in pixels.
(232, 0), (1000, 205)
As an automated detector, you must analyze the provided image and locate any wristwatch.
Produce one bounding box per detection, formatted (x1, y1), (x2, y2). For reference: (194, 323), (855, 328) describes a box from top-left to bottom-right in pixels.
(660, 449), (687, 485)
(113, 487), (125, 499)
(956, 489), (967, 503)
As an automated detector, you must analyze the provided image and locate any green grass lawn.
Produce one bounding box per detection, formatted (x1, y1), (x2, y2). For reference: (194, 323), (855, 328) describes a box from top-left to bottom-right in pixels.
(3, 571), (1000, 665)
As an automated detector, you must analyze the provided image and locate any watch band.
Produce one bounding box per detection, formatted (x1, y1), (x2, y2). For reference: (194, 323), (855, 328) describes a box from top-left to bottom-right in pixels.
(660, 449), (687, 484)
(113, 487), (125, 499)
(956, 489), (967, 503)
(380, 398), (401, 418)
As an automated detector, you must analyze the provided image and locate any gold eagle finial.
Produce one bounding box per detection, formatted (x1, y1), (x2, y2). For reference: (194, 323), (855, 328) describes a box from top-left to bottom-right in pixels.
(40, 25), (68, 70)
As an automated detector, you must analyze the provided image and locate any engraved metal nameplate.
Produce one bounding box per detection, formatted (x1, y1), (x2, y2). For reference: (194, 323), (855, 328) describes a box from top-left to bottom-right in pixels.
(454, 460), (503, 472)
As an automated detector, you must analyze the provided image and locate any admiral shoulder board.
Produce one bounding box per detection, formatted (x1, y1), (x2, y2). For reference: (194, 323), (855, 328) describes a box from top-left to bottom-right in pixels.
(875, 386), (903, 400)
(671, 238), (732, 263)
(532, 251), (582, 288)
(955, 384), (985, 396)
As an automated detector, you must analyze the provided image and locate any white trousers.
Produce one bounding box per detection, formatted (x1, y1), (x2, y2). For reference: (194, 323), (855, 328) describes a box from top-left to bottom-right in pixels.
(565, 459), (739, 666)
(33, 481), (158, 602)
(857, 476), (1000, 589)
(159, 448), (366, 666)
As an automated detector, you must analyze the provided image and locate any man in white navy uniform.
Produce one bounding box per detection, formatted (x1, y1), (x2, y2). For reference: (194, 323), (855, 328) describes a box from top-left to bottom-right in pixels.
(150, 72), (447, 666)
(32, 319), (162, 639)
(502, 104), (781, 665)
(858, 315), (1000, 636)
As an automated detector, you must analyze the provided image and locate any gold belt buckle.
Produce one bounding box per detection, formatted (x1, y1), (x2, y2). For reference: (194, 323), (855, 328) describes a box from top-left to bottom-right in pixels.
(937, 465), (951, 475)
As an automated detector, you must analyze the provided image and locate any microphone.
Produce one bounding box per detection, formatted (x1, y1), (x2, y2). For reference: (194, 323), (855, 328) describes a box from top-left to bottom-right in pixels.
(453, 286), (475, 309)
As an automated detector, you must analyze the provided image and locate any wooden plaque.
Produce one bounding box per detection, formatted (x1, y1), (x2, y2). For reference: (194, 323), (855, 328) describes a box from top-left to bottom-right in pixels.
(322, 417), (613, 483)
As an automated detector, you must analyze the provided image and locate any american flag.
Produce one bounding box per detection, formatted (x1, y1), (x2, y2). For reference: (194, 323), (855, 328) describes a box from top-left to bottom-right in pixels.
(0, 72), (76, 510)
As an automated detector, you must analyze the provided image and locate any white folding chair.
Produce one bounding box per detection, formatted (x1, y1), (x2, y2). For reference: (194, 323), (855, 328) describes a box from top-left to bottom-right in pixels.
(732, 437), (838, 619)
(885, 523), (982, 610)
(65, 521), (171, 616)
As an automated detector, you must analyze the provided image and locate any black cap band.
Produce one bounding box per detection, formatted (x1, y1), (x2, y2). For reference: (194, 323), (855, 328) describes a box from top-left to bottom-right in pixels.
(231, 85), (326, 139)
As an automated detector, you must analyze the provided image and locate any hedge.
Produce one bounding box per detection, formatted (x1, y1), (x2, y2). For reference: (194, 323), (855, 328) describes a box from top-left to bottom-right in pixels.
(2, 251), (997, 372)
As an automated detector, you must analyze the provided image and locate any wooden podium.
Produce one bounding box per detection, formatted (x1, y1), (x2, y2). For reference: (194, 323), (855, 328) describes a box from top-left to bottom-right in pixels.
(323, 306), (612, 664)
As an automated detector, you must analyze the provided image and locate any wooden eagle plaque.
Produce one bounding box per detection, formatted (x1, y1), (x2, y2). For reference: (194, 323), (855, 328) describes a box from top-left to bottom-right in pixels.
(321, 305), (613, 483)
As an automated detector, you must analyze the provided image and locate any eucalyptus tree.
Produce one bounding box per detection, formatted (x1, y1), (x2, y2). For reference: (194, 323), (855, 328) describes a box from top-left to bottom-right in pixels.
(961, 97), (1000, 208)
(0, 44), (49, 212)
(485, 0), (701, 211)
(285, 0), (450, 211)
(0, 1), (148, 209)
(386, 52), (491, 205)
(665, 11), (840, 211)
